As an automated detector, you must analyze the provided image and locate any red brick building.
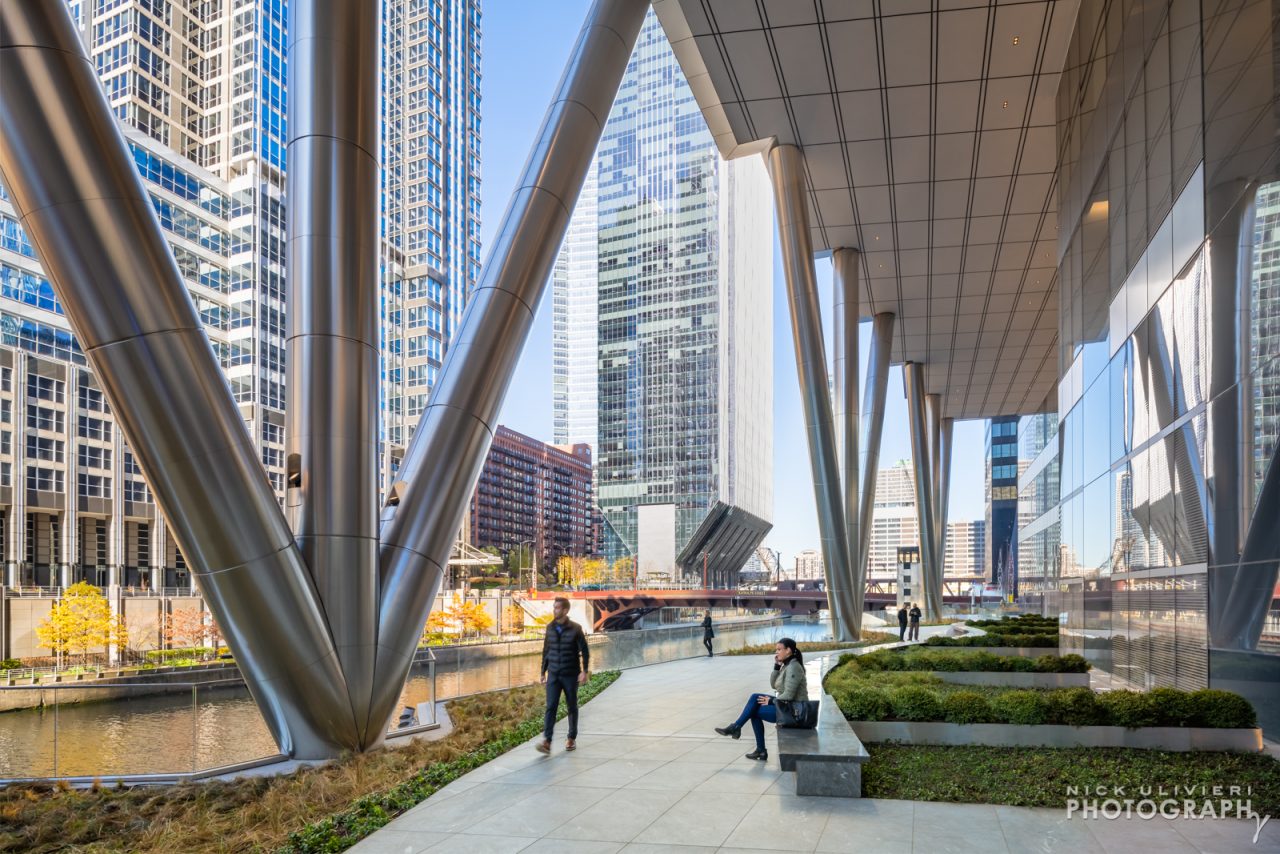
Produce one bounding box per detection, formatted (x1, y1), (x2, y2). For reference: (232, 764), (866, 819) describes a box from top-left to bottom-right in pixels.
(468, 426), (594, 571)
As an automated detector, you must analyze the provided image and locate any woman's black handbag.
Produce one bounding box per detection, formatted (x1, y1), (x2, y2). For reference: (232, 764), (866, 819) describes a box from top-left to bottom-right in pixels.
(775, 699), (820, 729)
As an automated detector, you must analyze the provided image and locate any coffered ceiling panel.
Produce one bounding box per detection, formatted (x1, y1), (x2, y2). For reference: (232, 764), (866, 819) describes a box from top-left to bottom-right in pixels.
(653, 0), (1079, 418)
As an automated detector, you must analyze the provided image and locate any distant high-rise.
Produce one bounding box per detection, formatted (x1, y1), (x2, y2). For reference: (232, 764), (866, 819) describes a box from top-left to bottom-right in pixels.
(867, 461), (984, 577)
(985, 417), (1020, 590)
(0, 0), (480, 588)
(552, 10), (773, 577)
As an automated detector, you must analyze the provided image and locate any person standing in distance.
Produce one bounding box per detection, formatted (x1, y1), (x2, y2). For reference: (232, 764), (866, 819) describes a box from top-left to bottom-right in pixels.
(702, 610), (715, 657)
(896, 603), (908, 641)
(908, 602), (922, 641)
(538, 596), (590, 754)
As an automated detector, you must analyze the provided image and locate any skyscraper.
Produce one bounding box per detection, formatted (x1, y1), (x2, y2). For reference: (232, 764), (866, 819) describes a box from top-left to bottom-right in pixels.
(867, 461), (984, 578)
(552, 9), (773, 578)
(985, 417), (1020, 591)
(0, 0), (480, 588)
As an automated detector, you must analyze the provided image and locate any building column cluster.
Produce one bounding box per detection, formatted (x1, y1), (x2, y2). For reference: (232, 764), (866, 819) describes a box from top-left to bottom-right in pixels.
(767, 143), (898, 640)
(903, 363), (952, 620)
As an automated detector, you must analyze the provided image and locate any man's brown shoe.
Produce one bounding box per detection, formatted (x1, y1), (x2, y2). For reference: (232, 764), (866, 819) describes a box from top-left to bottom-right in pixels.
(565, 738), (576, 751)
(536, 740), (551, 754)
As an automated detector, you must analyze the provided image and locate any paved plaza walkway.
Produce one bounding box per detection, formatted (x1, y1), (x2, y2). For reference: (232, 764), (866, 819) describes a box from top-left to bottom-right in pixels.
(352, 636), (1278, 853)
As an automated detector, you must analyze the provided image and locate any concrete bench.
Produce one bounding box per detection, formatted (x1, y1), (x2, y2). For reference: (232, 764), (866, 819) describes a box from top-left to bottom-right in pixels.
(776, 658), (869, 797)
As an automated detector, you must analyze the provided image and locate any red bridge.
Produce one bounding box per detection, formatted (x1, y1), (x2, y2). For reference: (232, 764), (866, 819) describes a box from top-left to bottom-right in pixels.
(525, 584), (987, 630)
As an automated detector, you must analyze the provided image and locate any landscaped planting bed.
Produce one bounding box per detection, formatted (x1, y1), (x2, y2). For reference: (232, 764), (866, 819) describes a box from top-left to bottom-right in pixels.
(853, 648), (1091, 688)
(823, 654), (1262, 751)
(925, 614), (1060, 649)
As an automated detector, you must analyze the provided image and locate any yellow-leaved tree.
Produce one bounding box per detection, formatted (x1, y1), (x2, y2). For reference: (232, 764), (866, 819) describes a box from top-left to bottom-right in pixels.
(36, 581), (127, 667)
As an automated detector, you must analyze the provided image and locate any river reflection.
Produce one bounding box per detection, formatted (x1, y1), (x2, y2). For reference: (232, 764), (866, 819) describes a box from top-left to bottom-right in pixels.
(0, 618), (831, 778)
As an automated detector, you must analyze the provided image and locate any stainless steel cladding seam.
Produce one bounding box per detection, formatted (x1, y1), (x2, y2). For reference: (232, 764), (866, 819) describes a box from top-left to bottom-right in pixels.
(857, 313), (895, 594)
(832, 247), (863, 637)
(903, 362), (941, 620)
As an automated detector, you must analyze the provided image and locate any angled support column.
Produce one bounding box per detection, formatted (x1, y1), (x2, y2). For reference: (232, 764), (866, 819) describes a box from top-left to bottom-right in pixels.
(936, 416), (954, 602)
(767, 144), (857, 641)
(832, 248), (862, 636)
(285, 0), (383, 746)
(0, 2), (355, 757)
(923, 393), (944, 619)
(371, 0), (650, 731)
(903, 363), (942, 620)
(857, 313), (894, 579)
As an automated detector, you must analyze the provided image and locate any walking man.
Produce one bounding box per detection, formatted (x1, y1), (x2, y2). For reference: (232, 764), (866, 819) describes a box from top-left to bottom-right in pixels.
(702, 610), (715, 657)
(908, 602), (922, 641)
(896, 604), (908, 641)
(538, 596), (590, 754)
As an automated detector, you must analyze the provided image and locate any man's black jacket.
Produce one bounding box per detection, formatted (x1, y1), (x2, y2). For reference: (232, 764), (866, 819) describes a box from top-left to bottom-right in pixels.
(909, 607), (922, 623)
(542, 618), (590, 676)
(897, 608), (908, 626)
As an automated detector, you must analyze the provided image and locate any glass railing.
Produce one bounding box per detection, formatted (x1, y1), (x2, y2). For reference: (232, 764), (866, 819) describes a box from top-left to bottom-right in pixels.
(0, 615), (801, 782)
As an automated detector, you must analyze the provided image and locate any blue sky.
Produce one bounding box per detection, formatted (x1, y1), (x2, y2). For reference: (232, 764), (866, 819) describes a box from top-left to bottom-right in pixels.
(482, 0), (988, 564)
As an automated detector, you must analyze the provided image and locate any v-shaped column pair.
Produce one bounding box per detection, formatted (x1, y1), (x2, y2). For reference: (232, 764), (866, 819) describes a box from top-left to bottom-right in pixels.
(0, 0), (648, 758)
(767, 144), (895, 641)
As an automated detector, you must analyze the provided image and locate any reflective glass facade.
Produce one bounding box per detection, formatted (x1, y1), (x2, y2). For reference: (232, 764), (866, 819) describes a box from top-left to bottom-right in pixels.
(1044, 0), (1279, 732)
(585, 10), (774, 566)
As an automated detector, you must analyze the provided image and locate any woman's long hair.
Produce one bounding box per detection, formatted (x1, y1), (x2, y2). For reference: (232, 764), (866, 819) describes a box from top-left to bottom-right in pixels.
(778, 637), (803, 665)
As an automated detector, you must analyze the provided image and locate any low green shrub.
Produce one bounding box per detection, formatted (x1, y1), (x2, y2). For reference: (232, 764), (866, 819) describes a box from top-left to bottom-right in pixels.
(1098, 690), (1160, 728)
(924, 633), (1059, 649)
(838, 686), (893, 721)
(1045, 687), (1106, 726)
(144, 647), (216, 664)
(942, 691), (993, 724)
(1147, 687), (1192, 726)
(990, 690), (1048, 725)
(1187, 689), (1257, 729)
(0, 658), (22, 671)
(854, 648), (1086, 673)
(890, 686), (943, 722)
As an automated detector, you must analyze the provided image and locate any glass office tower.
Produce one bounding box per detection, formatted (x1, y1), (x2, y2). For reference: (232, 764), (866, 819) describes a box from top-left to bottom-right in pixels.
(1046, 0), (1279, 730)
(985, 416), (1020, 594)
(0, 0), (480, 588)
(554, 10), (774, 574)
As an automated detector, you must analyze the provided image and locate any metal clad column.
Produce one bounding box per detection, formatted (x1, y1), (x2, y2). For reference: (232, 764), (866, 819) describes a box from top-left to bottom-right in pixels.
(832, 248), (862, 636)
(0, 2), (357, 757)
(767, 144), (857, 641)
(937, 416), (953, 604)
(372, 0), (650, 732)
(857, 312), (894, 583)
(923, 393), (943, 618)
(903, 363), (940, 619)
(286, 0), (382, 746)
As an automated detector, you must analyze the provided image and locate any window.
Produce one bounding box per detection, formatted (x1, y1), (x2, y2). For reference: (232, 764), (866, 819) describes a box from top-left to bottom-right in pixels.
(26, 435), (63, 463)
(78, 473), (111, 498)
(124, 479), (149, 502)
(26, 466), (63, 492)
(78, 415), (110, 441)
(26, 374), (64, 404)
(26, 405), (63, 433)
(78, 385), (109, 413)
(78, 445), (112, 469)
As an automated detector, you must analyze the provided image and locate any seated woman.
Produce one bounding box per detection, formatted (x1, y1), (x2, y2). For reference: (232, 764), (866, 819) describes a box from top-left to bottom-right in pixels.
(714, 637), (807, 761)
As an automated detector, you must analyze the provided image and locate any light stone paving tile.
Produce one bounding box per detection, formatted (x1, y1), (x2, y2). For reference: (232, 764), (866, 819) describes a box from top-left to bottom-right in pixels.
(388, 781), (540, 834)
(418, 833), (536, 854)
(518, 839), (625, 854)
(547, 787), (686, 843)
(558, 757), (670, 789)
(763, 773), (797, 797)
(620, 737), (708, 761)
(721, 792), (839, 850)
(625, 761), (728, 791)
(345, 829), (450, 854)
(816, 798), (914, 854)
(681, 740), (765, 764)
(631, 791), (763, 848)
(1080, 814), (1203, 853)
(693, 763), (783, 795)
(1167, 817), (1279, 854)
(619, 845), (718, 854)
(910, 801), (1007, 854)
(468, 784), (613, 839)
(497, 754), (600, 785)
(992, 804), (1105, 854)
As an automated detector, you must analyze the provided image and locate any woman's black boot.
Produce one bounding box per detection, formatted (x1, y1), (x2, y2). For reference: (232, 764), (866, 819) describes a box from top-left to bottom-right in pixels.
(745, 748), (768, 761)
(714, 725), (742, 739)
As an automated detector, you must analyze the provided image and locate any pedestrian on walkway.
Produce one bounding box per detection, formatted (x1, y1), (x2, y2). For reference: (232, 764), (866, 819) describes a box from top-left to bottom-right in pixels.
(713, 637), (808, 762)
(896, 603), (908, 641)
(537, 596), (590, 754)
(908, 602), (922, 640)
(702, 610), (715, 657)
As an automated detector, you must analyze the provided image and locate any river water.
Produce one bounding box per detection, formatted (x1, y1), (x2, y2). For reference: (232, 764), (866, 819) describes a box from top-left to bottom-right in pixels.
(0, 617), (833, 779)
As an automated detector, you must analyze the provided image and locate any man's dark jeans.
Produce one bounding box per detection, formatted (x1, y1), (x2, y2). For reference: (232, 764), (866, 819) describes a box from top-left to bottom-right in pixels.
(543, 672), (580, 741)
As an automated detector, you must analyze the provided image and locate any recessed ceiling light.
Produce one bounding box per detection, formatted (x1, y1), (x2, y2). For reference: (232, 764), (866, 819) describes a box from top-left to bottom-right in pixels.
(1002, 100), (1010, 109)
(1012, 36), (1020, 45)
